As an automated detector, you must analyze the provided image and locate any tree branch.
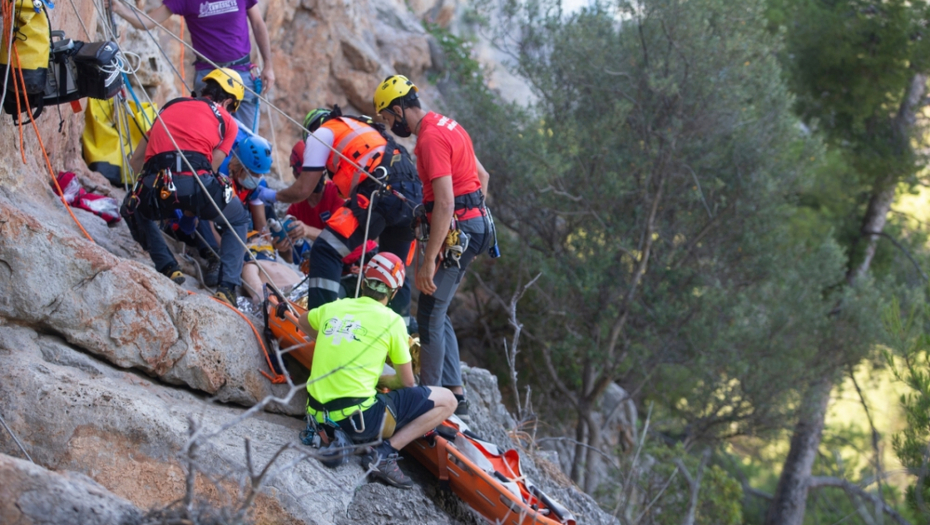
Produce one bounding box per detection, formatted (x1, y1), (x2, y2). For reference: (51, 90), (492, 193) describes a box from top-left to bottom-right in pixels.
(808, 476), (912, 525)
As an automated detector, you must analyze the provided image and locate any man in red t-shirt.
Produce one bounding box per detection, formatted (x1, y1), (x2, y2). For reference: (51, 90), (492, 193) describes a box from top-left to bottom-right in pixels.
(125, 68), (250, 305)
(374, 75), (493, 419)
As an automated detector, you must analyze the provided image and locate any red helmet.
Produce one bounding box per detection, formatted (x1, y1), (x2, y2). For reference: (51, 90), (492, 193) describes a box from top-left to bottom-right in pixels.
(363, 252), (405, 291)
(289, 141), (305, 178)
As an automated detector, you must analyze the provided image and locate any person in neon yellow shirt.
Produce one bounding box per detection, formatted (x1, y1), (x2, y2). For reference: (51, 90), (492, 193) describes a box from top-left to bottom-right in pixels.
(298, 252), (456, 488)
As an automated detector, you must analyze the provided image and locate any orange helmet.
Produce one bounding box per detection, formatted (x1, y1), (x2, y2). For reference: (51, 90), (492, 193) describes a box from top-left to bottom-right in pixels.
(363, 252), (405, 291)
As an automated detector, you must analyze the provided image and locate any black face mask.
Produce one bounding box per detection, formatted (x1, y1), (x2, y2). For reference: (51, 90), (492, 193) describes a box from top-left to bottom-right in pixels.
(391, 117), (412, 138)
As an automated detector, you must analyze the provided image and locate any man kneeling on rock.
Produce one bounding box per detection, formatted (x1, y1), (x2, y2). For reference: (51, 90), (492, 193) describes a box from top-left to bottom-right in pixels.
(298, 252), (456, 488)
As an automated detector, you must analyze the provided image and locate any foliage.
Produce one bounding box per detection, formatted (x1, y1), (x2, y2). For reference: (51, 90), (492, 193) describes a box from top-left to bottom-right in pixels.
(440, 0), (887, 495)
(615, 443), (743, 525)
(884, 298), (930, 521)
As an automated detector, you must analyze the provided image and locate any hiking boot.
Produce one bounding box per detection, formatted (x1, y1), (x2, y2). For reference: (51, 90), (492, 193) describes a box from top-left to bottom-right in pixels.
(162, 265), (186, 285)
(202, 254), (221, 287)
(213, 284), (236, 306)
(363, 450), (413, 489)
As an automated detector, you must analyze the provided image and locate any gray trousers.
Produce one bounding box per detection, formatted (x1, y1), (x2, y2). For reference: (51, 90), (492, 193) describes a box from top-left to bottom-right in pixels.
(417, 216), (489, 388)
(193, 68), (260, 133)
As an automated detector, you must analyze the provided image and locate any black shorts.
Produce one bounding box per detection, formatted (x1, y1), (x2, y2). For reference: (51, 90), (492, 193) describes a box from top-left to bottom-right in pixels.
(337, 386), (435, 443)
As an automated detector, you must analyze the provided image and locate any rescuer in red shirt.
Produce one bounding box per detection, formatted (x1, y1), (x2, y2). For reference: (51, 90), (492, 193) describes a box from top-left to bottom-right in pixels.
(373, 75), (493, 419)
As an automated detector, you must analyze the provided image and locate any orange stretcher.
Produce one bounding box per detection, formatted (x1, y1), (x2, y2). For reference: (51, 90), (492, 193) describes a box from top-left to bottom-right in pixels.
(406, 419), (576, 525)
(262, 287), (315, 370)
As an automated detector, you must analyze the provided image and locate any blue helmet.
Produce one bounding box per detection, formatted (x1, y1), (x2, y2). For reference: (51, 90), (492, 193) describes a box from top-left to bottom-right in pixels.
(235, 135), (273, 174)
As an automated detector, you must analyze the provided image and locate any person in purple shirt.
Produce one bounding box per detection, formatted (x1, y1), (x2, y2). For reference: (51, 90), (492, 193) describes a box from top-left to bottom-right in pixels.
(107, 0), (274, 130)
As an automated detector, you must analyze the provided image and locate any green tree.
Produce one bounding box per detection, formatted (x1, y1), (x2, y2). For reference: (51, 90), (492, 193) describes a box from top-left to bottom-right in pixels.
(441, 0), (874, 497)
(884, 299), (930, 522)
(763, 1), (930, 523)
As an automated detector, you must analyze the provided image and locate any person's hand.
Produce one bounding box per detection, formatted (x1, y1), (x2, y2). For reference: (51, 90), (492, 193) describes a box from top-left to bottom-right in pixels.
(254, 186), (276, 205)
(272, 234), (293, 254)
(261, 67), (275, 92)
(416, 259), (437, 295)
(286, 220), (308, 240)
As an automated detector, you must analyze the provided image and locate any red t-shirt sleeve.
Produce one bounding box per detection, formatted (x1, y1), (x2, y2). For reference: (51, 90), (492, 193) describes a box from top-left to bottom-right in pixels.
(218, 112), (238, 155)
(418, 132), (453, 181)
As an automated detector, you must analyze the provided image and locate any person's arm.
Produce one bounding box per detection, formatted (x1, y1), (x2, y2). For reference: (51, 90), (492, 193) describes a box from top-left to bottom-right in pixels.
(246, 6), (275, 92)
(378, 361), (415, 391)
(249, 201), (267, 231)
(211, 149), (227, 172)
(274, 169), (324, 203)
(213, 114), (238, 172)
(476, 157), (489, 198)
(416, 176), (454, 295)
(108, 0), (172, 30)
(129, 137), (147, 174)
(297, 314), (317, 340)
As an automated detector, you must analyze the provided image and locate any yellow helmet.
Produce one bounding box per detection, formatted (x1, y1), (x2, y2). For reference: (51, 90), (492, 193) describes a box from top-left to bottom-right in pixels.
(202, 68), (245, 111)
(373, 75), (418, 113)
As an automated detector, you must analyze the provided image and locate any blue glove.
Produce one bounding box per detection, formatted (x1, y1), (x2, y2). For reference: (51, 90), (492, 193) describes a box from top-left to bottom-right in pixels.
(255, 186), (277, 205)
(178, 214), (197, 235)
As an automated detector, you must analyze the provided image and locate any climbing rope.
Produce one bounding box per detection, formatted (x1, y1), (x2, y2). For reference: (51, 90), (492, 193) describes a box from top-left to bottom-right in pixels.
(354, 191), (378, 298)
(0, 410), (33, 463)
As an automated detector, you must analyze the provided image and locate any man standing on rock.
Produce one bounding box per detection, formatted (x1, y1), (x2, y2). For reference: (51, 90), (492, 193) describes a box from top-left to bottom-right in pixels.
(126, 68), (249, 305)
(107, 0), (274, 130)
(373, 75), (491, 420)
(298, 252), (456, 489)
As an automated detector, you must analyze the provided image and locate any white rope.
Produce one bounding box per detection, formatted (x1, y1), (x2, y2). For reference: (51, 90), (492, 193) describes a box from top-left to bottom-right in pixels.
(0, 410), (33, 463)
(66, 0), (92, 39)
(354, 191), (377, 298)
(113, 96), (130, 191)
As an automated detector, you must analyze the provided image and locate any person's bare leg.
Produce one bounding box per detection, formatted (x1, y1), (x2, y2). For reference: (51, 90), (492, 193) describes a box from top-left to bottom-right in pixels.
(386, 387), (456, 450)
(241, 262), (262, 300)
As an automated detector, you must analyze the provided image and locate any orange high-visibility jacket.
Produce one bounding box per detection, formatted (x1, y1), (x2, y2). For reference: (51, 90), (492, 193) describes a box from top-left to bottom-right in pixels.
(321, 117), (386, 198)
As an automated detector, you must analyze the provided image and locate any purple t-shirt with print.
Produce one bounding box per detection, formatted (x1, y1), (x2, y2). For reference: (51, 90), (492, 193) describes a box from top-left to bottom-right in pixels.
(163, 0), (257, 70)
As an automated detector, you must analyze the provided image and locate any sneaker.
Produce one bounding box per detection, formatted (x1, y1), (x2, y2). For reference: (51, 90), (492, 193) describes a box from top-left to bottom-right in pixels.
(162, 265), (186, 285)
(202, 254), (221, 287)
(454, 397), (470, 422)
(213, 284), (236, 306)
(363, 450), (413, 489)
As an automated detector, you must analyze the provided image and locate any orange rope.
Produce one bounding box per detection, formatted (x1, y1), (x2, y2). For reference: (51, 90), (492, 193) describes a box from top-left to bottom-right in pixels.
(12, 41), (94, 243)
(201, 292), (286, 384)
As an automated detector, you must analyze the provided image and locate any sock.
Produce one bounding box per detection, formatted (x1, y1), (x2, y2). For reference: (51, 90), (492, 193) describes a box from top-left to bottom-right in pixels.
(454, 393), (465, 403)
(375, 440), (397, 458)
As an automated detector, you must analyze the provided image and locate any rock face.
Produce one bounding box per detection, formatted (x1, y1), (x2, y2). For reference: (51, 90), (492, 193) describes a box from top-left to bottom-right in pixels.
(0, 453), (143, 525)
(0, 322), (473, 524)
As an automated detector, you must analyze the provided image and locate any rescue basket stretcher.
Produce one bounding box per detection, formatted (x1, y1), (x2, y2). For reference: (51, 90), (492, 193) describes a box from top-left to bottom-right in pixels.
(406, 418), (576, 525)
